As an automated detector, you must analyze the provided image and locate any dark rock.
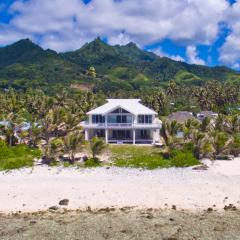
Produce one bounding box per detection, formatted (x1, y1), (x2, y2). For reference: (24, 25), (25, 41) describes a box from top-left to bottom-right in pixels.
(30, 220), (37, 225)
(49, 206), (59, 211)
(169, 218), (174, 221)
(59, 199), (69, 206)
(172, 205), (177, 210)
(207, 207), (213, 212)
(192, 164), (208, 170)
(87, 206), (92, 212)
(224, 204), (237, 211)
(146, 213), (154, 219)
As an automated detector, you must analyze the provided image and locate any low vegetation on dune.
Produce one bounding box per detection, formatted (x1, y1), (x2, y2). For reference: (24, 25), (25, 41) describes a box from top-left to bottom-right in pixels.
(0, 140), (41, 170)
(111, 145), (199, 169)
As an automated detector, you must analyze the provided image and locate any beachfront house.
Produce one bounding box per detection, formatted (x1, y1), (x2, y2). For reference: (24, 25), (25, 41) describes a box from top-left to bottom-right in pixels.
(81, 99), (162, 144)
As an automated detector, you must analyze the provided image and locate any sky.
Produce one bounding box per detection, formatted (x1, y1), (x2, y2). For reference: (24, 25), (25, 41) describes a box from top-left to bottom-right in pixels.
(0, 0), (239, 69)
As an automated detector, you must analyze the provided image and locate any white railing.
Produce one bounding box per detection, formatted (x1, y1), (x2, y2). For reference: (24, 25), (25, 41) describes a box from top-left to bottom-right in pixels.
(82, 122), (160, 128)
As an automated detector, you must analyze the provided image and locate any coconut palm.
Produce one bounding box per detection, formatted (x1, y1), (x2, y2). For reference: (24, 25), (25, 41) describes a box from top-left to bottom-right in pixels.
(89, 136), (106, 160)
(63, 131), (84, 163)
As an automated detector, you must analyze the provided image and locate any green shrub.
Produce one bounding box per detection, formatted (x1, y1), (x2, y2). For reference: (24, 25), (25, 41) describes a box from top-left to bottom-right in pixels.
(84, 158), (101, 168)
(170, 149), (200, 167)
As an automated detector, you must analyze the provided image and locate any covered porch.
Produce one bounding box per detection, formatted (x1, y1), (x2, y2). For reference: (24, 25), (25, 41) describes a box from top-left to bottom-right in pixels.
(85, 129), (155, 144)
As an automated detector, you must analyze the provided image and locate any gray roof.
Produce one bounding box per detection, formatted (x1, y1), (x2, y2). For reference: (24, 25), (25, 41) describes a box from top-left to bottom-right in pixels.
(168, 111), (194, 123)
(197, 111), (218, 117)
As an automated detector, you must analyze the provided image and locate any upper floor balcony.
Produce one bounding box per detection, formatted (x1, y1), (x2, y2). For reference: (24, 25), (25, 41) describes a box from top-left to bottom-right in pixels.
(81, 121), (161, 129)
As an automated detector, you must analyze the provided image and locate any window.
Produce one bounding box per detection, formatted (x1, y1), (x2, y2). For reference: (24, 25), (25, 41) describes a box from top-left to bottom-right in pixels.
(110, 108), (130, 114)
(138, 115), (152, 124)
(92, 115), (105, 124)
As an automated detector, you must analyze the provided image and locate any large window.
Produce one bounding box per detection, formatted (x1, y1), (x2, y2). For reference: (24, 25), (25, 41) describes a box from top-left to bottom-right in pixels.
(138, 115), (152, 124)
(107, 115), (132, 124)
(110, 108), (130, 114)
(92, 115), (105, 124)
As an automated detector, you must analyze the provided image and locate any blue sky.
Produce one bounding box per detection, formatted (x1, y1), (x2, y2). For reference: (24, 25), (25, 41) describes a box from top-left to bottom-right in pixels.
(0, 0), (239, 69)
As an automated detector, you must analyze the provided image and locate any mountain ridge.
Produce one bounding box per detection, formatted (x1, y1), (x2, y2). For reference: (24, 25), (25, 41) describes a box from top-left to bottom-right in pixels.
(0, 38), (239, 91)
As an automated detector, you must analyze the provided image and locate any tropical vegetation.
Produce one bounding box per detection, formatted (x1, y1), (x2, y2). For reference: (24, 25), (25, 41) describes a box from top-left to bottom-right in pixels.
(0, 38), (239, 170)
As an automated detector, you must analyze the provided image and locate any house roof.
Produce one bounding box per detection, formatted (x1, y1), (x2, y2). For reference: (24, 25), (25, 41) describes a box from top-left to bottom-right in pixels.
(168, 111), (194, 123)
(87, 99), (157, 115)
(197, 111), (218, 117)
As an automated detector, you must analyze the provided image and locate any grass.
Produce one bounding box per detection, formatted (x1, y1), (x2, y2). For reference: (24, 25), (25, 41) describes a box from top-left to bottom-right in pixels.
(0, 141), (41, 170)
(110, 145), (199, 170)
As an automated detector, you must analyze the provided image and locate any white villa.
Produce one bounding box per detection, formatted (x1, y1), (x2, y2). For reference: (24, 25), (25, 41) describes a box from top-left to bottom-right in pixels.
(81, 99), (162, 144)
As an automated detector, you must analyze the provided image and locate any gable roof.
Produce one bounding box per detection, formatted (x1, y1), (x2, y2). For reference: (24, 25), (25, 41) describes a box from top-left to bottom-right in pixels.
(87, 99), (157, 115)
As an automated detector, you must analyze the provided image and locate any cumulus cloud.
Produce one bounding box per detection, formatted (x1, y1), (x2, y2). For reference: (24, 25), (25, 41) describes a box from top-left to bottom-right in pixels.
(186, 46), (206, 65)
(219, 1), (240, 68)
(152, 48), (185, 62)
(0, 0), (230, 52)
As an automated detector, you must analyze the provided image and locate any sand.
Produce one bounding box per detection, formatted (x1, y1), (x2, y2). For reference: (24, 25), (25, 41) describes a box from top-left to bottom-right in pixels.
(0, 158), (240, 213)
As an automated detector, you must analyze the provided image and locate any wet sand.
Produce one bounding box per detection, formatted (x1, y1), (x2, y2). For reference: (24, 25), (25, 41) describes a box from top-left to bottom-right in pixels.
(1, 208), (240, 240)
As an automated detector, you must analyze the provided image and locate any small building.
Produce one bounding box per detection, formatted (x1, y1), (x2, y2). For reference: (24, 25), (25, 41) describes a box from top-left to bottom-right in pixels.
(167, 111), (194, 123)
(81, 99), (162, 144)
(197, 111), (218, 121)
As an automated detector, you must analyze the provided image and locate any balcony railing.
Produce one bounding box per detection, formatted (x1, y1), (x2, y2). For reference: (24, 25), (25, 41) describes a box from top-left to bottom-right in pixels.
(82, 121), (161, 128)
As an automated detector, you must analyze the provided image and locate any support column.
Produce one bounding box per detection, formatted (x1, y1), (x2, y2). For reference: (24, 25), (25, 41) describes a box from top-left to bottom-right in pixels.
(133, 129), (136, 145)
(152, 129), (155, 145)
(105, 129), (108, 144)
(85, 129), (89, 141)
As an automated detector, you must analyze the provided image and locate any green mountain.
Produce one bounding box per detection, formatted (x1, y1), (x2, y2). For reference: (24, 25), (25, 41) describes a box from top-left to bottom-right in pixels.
(0, 38), (239, 92)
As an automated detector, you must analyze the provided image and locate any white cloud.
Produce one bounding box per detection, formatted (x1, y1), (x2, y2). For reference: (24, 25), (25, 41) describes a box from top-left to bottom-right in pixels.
(186, 46), (206, 65)
(0, 0), (230, 52)
(219, 1), (240, 68)
(0, 24), (30, 46)
(108, 32), (133, 46)
(152, 47), (185, 62)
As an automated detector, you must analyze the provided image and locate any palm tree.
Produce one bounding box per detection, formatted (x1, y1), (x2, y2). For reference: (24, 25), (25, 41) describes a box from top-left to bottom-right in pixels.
(210, 131), (230, 157)
(160, 120), (182, 152)
(228, 134), (240, 157)
(89, 137), (106, 160)
(63, 131), (84, 163)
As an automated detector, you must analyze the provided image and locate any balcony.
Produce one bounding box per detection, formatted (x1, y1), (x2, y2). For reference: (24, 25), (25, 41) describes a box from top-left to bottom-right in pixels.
(81, 121), (161, 129)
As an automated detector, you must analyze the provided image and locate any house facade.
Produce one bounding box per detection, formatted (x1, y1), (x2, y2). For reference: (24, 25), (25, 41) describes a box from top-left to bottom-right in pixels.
(81, 99), (162, 144)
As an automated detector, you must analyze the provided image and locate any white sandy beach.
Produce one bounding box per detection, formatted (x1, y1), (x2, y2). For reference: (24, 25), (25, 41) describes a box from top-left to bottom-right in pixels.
(0, 158), (240, 213)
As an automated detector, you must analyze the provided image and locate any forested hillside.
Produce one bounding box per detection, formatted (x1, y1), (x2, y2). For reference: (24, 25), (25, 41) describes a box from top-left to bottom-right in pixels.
(0, 38), (239, 92)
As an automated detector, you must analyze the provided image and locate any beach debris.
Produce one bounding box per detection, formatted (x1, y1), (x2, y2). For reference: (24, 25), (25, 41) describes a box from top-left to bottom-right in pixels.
(59, 199), (69, 206)
(48, 206), (59, 211)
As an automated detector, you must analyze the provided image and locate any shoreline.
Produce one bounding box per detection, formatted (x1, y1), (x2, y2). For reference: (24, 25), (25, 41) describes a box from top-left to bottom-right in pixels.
(1, 158), (240, 214)
(1, 208), (240, 240)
